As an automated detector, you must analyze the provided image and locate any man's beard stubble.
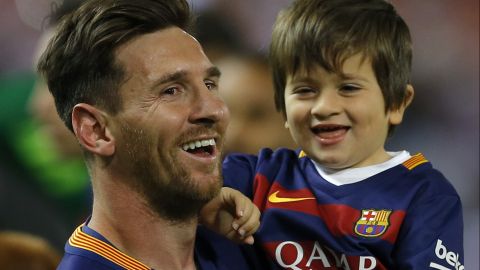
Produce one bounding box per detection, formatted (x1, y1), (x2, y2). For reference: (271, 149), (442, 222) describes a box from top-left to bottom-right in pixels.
(118, 123), (222, 222)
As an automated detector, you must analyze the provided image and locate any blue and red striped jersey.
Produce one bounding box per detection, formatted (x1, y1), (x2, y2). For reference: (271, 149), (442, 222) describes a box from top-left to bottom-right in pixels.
(223, 148), (464, 269)
(57, 223), (263, 270)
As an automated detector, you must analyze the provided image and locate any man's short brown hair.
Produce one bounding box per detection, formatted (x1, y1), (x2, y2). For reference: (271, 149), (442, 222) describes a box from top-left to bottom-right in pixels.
(38, 0), (192, 131)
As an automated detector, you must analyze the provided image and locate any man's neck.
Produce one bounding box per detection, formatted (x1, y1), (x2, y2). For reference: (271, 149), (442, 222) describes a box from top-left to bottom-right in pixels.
(89, 178), (199, 270)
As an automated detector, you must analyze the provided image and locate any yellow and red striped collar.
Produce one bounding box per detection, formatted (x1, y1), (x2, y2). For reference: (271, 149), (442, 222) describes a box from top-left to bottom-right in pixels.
(300, 150), (428, 171)
(402, 153), (428, 170)
(68, 224), (150, 270)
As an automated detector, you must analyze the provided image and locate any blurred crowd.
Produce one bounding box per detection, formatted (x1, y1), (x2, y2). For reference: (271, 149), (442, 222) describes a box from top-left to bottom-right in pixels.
(0, 0), (478, 268)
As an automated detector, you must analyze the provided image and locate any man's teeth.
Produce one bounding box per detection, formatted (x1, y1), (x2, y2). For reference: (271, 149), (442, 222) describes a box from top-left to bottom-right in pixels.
(182, 139), (216, 151)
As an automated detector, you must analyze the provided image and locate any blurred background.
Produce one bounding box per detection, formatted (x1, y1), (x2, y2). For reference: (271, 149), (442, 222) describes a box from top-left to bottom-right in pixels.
(0, 0), (477, 268)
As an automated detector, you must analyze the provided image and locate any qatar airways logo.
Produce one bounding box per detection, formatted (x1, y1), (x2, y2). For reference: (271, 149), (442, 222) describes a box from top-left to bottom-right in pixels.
(274, 241), (377, 270)
(430, 239), (464, 270)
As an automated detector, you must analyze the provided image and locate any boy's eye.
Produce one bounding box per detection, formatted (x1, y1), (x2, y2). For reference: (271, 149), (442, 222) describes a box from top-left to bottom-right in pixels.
(293, 87), (316, 94)
(340, 84), (361, 92)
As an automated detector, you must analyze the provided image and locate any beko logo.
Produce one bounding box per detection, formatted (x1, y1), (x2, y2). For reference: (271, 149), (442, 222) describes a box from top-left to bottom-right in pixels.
(430, 239), (464, 270)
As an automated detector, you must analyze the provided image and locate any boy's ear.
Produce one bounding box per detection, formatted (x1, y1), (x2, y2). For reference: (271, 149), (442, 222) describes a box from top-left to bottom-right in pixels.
(71, 103), (115, 157)
(389, 84), (414, 125)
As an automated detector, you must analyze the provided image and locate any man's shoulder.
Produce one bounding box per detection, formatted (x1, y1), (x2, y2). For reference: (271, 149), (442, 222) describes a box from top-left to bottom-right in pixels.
(57, 252), (122, 270)
(195, 227), (269, 270)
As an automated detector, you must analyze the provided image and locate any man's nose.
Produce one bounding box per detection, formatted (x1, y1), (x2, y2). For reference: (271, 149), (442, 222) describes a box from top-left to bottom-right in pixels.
(189, 85), (230, 126)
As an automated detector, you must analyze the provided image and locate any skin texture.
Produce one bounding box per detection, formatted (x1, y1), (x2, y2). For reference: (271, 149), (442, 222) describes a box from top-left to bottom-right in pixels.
(284, 54), (413, 170)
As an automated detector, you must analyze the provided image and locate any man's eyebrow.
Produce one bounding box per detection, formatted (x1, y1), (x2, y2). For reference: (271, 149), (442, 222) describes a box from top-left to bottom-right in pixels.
(206, 66), (221, 78)
(151, 67), (221, 90)
(154, 70), (188, 87)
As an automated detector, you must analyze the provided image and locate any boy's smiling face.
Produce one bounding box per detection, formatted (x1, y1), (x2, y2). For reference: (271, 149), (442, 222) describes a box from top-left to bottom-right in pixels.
(284, 54), (411, 169)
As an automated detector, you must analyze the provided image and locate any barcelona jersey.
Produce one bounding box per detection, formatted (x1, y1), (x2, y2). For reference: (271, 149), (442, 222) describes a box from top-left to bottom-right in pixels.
(57, 223), (263, 270)
(223, 148), (464, 269)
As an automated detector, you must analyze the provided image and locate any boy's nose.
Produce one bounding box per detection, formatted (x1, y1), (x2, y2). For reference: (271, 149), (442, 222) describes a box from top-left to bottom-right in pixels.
(311, 90), (341, 119)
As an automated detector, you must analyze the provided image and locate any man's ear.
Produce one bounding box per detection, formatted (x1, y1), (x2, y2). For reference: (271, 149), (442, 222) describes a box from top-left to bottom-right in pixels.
(389, 84), (414, 125)
(71, 103), (115, 157)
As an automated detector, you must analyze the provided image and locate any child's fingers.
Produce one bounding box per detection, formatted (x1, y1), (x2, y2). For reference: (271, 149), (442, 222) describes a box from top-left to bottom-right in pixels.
(222, 187), (260, 241)
(234, 205), (260, 237)
(243, 235), (255, 245)
(225, 229), (255, 245)
(238, 213), (260, 237)
(225, 229), (238, 241)
(224, 229), (247, 242)
(239, 200), (260, 224)
(232, 190), (248, 219)
(233, 196), (256, 225)
(222, 187), (248, 218)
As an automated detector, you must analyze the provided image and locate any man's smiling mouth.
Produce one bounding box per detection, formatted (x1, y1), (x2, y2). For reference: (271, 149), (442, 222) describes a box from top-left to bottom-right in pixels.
(181, 138), (216, 156)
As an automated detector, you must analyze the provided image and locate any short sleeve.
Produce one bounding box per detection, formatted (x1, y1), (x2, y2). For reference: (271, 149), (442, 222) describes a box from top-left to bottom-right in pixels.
(394, 194), (464, 269)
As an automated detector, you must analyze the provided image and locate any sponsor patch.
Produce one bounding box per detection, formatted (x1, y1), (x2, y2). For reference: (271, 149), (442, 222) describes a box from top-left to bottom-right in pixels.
(354, 209), (392, 237)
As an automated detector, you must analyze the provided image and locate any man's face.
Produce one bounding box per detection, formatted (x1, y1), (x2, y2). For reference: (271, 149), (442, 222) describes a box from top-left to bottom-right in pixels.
(110, 27), (229, 220)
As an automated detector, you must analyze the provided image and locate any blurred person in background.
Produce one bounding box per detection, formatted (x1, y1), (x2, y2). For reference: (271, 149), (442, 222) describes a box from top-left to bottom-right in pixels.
(0, 0), (88, 251)
(217, 54), (296, 155)
(26, 17), (90, 226)
(192, 10), (296, 154)
(193, 10), (246, 64)
(0, 230), (61, 270)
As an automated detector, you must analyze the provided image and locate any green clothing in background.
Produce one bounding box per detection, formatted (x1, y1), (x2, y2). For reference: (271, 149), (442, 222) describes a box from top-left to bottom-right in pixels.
(0, 72), (90, 224)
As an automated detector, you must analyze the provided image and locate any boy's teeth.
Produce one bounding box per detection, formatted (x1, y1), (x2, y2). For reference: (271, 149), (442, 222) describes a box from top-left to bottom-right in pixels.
(182, 139), (216, 151)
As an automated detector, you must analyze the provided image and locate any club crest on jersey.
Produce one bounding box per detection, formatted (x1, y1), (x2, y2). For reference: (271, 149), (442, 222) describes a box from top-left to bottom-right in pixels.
(354, 209), (392, 237)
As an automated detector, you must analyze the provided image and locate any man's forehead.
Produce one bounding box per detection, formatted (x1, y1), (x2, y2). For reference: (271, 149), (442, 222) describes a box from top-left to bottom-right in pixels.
(116, 28), (198, 59)
(114, 27), (213, 79)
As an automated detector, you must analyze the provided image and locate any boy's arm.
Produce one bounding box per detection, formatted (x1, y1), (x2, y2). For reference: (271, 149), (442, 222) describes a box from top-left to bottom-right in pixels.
(394, 194), (464, 269)
(199, 187), (260, 245)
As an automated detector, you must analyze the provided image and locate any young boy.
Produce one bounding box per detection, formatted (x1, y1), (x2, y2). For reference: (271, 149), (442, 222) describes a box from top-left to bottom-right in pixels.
(217, 0), (464, 269)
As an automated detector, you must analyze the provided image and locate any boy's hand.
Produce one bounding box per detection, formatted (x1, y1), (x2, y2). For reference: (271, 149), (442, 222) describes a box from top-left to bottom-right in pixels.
(199, 187), (260, 245)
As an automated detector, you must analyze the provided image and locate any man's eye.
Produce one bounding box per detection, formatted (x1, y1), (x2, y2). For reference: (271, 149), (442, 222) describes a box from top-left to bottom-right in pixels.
(163, 87), (178, 95)
(205, 81), (217, 90)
